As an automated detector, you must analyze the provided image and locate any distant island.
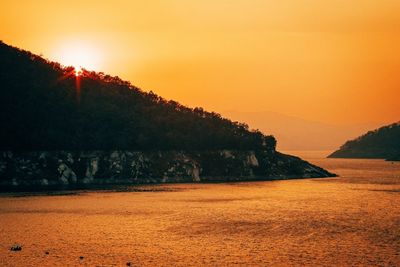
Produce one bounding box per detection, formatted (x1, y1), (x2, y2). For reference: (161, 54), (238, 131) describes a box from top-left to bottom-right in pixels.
(328, 122), (400, 161)
(0, 41), (334, 190)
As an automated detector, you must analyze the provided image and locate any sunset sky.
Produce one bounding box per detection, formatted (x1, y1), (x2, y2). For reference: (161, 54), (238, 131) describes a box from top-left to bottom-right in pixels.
(1, 0), (399, 126)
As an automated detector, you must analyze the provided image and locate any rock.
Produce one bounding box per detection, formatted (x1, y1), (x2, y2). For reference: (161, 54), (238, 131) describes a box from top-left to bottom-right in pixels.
(192, 164), (200, 182)
(66, 153), (74, 164)
(0, 150), (335, 189)
(79, 256), (84, 260)
(221, 150), (234, 158)
(10, 244), (22, 251)
(247, 152), (259, 167)
(85, 158), (99, 180)
(57, 162), (77, 184)
(126, 262), (132, 266)
(45, 251), (49, 255)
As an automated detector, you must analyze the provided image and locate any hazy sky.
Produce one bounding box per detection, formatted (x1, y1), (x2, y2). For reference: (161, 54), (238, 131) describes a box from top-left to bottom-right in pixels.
(1, 0), (399, 125)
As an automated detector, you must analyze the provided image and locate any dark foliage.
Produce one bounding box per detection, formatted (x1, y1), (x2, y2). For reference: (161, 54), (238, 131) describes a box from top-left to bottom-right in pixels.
(0, 41), (276, 151)
(329, 122), (400, 159)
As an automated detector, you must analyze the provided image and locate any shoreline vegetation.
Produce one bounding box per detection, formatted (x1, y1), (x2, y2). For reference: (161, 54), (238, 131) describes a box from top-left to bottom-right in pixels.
(329, 122), (400, 160)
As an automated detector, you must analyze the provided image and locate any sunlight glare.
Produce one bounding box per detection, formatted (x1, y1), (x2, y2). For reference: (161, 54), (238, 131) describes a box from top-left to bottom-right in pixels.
(54, 41), (102, 72)
(74, 66), (82, 76)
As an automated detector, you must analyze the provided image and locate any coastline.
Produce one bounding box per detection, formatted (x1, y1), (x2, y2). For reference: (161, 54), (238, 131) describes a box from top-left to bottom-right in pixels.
(0, 150), (335, 192)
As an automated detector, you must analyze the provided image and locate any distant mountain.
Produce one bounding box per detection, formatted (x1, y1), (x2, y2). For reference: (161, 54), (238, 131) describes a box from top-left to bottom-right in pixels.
(223, 110), (382, 151)
(0, 41), (335, 189)
(328, 122), (400, 159)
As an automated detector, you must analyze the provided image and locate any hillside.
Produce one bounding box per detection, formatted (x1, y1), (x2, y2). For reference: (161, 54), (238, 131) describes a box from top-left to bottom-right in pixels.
(0, 41), (334, 189)
(328, 122), (400, 159)
(0, 41), (275, 151)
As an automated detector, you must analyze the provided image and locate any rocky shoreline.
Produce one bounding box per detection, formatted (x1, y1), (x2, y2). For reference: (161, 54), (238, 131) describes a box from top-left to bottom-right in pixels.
(0, 150), (335, 191)
(386, 156), (400, 161)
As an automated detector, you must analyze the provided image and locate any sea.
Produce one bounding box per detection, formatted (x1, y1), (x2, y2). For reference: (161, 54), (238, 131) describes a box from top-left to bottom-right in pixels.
(0, 151), (399, 266)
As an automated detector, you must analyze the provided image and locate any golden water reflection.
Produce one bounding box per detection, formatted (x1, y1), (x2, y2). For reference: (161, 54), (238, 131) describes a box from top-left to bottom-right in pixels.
(0, 158), (399, 266)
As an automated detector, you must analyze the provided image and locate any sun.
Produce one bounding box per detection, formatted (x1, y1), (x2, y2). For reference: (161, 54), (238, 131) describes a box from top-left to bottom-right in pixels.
(53, 41), (102, 73)
(74, 66), (82, 76)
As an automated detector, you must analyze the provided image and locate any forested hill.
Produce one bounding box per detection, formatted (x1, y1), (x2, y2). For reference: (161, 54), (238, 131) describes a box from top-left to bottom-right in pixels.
(0, 41), (276, 151)
(328, 122), (400, 160)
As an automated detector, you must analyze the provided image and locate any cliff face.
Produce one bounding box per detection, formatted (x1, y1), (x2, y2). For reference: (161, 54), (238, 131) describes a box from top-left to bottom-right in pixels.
(0, 150), (334, 190)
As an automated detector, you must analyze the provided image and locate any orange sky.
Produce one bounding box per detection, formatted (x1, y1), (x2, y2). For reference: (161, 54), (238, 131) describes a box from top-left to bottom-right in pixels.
(1, 0), (399, 125)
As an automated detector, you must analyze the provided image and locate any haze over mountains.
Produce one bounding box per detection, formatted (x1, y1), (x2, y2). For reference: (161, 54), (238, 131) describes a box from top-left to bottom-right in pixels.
(224, 110), (384, 151)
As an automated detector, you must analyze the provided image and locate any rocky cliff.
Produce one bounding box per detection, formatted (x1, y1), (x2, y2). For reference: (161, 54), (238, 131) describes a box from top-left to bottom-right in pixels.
(0, 150), (334, 190)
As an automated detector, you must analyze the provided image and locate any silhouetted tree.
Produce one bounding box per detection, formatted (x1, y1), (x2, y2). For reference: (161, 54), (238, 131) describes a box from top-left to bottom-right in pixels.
(0, 41), (276, 151)
(329, 122), (400, 159)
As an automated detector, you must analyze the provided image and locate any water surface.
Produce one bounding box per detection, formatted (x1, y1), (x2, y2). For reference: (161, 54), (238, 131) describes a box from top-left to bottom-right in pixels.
(0, 154), (399, 266)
